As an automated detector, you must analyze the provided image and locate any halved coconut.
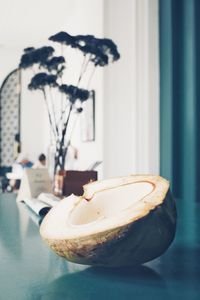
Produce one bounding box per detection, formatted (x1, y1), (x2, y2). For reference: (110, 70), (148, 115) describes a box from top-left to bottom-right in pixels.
(40, 175), (177, 267)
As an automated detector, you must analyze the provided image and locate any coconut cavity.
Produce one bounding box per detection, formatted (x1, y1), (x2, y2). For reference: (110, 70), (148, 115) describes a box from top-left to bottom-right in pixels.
(70, 182), (154, 226)
(40, 175), (177, 267)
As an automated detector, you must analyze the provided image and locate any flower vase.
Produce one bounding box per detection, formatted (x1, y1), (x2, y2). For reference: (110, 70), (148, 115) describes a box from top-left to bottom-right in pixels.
(48, 143), (68, 196)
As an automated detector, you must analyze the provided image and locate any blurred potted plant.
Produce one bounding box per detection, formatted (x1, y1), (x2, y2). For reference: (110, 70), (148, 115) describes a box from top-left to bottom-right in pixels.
(19, 32), (120, 176)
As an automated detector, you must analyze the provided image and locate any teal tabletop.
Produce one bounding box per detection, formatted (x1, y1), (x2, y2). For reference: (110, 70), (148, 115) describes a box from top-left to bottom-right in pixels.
(0, 193), (199, 300)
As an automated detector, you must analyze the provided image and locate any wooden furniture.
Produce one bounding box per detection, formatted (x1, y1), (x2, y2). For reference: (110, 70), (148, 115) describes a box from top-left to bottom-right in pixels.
(61, 170), (98, 196)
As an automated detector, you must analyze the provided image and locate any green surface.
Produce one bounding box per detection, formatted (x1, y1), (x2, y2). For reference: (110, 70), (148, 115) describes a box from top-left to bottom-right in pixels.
(0, 193), (199, 300)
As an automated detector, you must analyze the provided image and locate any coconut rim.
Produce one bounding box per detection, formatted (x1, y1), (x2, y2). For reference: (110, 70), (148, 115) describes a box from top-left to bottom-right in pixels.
(40, 175), (170, 240)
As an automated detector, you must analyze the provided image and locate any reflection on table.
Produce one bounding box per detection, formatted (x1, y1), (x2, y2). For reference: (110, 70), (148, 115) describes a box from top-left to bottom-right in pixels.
(0, 193), (199, 300)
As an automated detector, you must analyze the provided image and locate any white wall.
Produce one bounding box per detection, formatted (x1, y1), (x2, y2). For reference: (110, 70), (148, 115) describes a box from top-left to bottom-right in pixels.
(0, 47), (50, 162)
(103, 0), (159, 178)
(0, 46), (21, 83)
(0, 42), (52, 163)
(58, 0), (104, 173)
(0, 0), (159, 178)
(103, 0), (136, 177)
(134, 0), (160, 174)
(0, 0), (104, 171)
(21, 70), (50, 162)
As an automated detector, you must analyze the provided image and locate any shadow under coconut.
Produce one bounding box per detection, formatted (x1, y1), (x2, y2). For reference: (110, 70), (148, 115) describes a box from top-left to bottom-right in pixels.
(40, 265), (169, 300)
(87, 264), (163, 280)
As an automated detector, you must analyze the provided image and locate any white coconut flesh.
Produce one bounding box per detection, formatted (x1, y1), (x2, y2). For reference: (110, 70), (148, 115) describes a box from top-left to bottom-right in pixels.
(70, 182), (154, 225)
(40, 175), (170, 240)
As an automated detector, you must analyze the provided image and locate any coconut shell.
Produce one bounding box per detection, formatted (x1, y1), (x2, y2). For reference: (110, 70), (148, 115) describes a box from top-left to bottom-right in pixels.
(40, 175), (177, 267)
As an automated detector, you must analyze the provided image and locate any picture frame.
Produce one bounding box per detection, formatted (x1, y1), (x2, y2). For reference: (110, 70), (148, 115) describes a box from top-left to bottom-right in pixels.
(80, 90), (95, 142)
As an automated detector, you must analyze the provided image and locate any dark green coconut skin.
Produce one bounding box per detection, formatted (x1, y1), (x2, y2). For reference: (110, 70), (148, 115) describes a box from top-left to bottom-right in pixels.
(44, 190), (177, 267)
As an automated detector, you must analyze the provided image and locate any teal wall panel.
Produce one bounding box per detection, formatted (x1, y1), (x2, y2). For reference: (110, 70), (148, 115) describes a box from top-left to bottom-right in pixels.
(160, 0), (199, 202)
(182, 0), (196, 202)
(160, 0), (173, 185)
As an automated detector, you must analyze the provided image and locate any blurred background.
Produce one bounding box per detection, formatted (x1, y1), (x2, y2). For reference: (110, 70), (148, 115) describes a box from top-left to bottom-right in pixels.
(0, 0), (199, 203)
(0, 0), (159, 184)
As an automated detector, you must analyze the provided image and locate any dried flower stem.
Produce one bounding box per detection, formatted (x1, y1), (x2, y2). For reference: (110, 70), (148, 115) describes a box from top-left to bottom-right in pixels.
(42, 88), (57, 140)
(49, 87), (59, 137)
